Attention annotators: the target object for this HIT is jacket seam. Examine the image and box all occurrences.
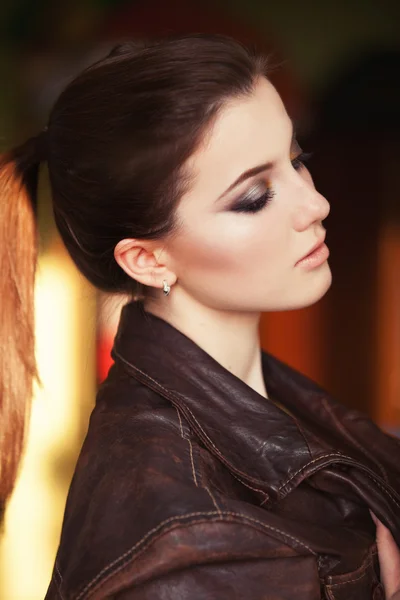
[321,397,389,483]
[325,548,374,588]
[203,485,222,515]
[278,452,400,509]
[183,401,268,487]
[175,406,198,487]
[114,351,344,504]
[77,510,316,599]
[175,407,222,515]
[54,561,65,600]
[278,453,344,491]
[326,569,368,588]
[114,351,400,509]
[187,437,199,487]
[192,432,269,505]
[113,352,273,487]
[192,437,224,515]
[362,470,400,509]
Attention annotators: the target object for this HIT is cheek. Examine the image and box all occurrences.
[171,208,288,280]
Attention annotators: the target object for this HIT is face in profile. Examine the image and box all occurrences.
[162,75,332,314]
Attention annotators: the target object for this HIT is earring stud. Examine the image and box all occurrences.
[162,280,170,296]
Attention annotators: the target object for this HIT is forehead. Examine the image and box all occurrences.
[185,77,292,192]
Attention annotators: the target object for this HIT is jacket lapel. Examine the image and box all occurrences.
[112,301,329,497]
[111,300,400,511]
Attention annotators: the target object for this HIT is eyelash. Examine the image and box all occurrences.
[291,151,313,171]
[231,151,313,214]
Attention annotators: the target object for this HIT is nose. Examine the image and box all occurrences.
[292,176,330,232]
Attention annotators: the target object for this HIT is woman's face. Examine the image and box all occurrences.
[165,76,332,313]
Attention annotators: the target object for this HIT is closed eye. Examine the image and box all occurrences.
[291,151,313,171]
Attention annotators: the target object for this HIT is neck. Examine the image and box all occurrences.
[144,289,268,399]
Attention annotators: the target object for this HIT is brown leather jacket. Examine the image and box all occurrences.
[46,300,400,599]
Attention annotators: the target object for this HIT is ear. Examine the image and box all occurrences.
[114,238,177,291]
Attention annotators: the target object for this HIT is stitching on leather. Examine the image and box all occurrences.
[325,545,380,590]
[177,407,223,513]
[203,485,222,515]
[115,351,328,505]
[187,436,199,487]
[55,562,63,583]
[326,564,371,588]
[77,512,221,598]
[115,350,400,510]
[316,555,322,571]
[130,358,400,508]
[193,431,268,505]
[175,406,184,438]
[54,562,65,600]
[229,471,269,503]
[278,448,400,510]
[174,406,198,487]
[87,518,225,597]
[113,352,269,487]
[114,352,400,507]
[87,514,316,598]
[183,404,241,467]
[176,406,224,516]
[191,437,223,516]
[79,510,316,598]
[362,470,400,509]
[181,402,274,499]
[278,453,344,491]
[321,397,389,483]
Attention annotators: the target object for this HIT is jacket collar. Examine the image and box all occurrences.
[111,301,348,503]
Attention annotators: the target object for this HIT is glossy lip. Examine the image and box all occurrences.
[296,235,327,265]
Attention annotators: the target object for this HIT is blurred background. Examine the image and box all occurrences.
[0,0,399,597]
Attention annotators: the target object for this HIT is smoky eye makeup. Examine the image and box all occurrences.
[290,138,313,170]
[225,134,313,215]
[290,137,302,157]
[230,180,276,214]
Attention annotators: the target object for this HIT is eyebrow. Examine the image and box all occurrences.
[216,120,296,202]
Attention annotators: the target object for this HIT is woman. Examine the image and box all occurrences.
[1,34,399,599]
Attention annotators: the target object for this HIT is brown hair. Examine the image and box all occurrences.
[0,33,268,508]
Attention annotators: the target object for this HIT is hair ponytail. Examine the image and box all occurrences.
[0,132,45,513]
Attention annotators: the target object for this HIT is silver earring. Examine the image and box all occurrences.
[162,280,170,296]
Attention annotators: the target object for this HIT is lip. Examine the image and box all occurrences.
[295,236,329,268]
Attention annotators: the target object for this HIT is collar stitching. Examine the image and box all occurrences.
[113,348,271,492]
[278,453,347,492]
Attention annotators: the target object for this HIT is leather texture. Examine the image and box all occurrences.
[45,300,400,599]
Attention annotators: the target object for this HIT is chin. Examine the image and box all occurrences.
[300,263,332,308]
[276,263,332,312]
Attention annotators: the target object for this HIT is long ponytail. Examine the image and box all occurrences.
[0,131,46,513]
